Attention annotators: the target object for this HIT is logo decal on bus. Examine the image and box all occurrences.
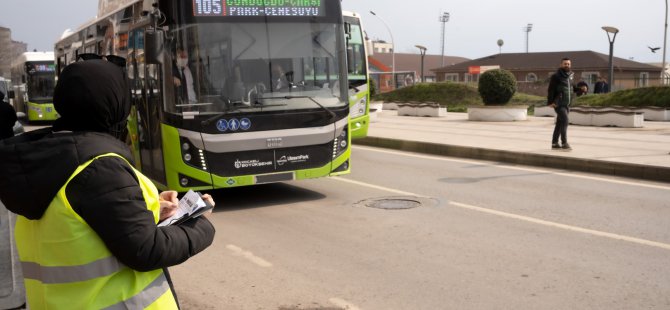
[240,118,251,130]
[276,155,310,166]
[229,119,241,131]
[234,159,273,169]
[216,119,228,132]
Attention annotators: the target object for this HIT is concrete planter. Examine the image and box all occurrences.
[383,101,399,110]
[539,105,669,122]
[369,102,383,122]
[467,105,528,121]
[397,102,447,117]
[534,105,556,117]
[593,106,669,122]
[569,107,644,128]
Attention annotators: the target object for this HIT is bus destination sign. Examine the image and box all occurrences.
[193,0,325,17]
[29,64,55,73]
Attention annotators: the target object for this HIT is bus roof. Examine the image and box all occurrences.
[342,11,361,18]
[13,52,55,65]
[57,0,144,43]
[98,0,140,17]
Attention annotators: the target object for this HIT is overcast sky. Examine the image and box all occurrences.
[0,0,665,63]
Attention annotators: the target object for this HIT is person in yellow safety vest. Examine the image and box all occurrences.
[0,59,216,309]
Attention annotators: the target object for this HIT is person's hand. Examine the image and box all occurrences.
[173,76,182,87]
[159,191,179,221]
[200,193,216,217]
[549,103,557,108]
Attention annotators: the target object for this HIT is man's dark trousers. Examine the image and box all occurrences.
[552,106,569,145]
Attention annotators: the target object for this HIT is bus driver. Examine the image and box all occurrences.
[173,46,197,105]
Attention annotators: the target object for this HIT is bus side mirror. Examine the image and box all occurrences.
[8,90,14,99]
[145,29,165,64]
[344,22,352,41]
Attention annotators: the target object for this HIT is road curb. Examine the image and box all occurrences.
[354,137,670,183]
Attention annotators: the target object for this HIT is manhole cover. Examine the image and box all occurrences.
[354,196,439,210]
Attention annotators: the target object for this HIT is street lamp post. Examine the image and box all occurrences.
[602,26,619,92]
[523,23,533,53]
[662,0,668,83]
[439,12,450,67]
[370,11,395,89]
[415,45,427,82]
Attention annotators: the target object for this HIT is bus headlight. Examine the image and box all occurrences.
[180,137,208,171]
[333,125,349,158]
[349,97,367,119]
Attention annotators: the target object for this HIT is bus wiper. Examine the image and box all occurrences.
[259,95,337,121]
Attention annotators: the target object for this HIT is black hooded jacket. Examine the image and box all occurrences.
[0,59,214,272]
[0,91,17,139]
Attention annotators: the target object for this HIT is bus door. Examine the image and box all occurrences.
[130,28,167,186]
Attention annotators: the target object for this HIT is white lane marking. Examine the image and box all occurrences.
[329,297,362,310]
[353,145,670,191]
[449,201,670,251]
[331,177,670,251]
[335,177,416,196]
[226,244,273,267]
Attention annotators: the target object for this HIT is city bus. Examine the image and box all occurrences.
[343,11,370,139]
[10,52,58,122]
[55,0,351,191]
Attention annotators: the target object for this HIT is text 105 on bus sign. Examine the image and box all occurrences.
[193,0,324,17]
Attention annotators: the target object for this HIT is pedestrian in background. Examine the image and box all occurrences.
[0,59,216,309]
[0,91,17,140]
[594,76,609,94]
[576,79,589,96]
[547,57,579,151]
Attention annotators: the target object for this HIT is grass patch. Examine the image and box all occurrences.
[372,82,545,112]
[574,86,670,108]
[373,83,670,113]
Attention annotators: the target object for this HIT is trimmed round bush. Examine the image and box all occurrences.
[478,69,517,105]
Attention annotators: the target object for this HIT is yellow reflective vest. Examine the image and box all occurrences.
[15,154,178,309]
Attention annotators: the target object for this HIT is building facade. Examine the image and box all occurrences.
[432,51,663,94]
[0,27,28,79]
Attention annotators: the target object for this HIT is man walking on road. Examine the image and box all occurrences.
[547,58,578,150]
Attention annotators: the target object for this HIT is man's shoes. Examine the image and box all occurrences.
[561,143,572,151]
[551,143,561,150]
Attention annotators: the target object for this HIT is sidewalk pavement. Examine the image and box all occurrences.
[354,110,670,183]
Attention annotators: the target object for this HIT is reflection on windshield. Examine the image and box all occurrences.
[166,21,347,115]
[28,74,55,102]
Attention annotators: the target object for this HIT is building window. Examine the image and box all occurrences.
[526,73,538,82]
[444,73,459,82]
[640,72,649,87]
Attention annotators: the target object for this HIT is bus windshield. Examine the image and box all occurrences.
[26,62,56,103]
[346,22,367,82]
[166,20,348,116]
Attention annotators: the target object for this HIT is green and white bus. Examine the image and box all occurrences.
[55,0,351,191]
[343,11,370,139]
[10,52,58,122]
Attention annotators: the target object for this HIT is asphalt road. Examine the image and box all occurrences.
[169,145,670,310]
